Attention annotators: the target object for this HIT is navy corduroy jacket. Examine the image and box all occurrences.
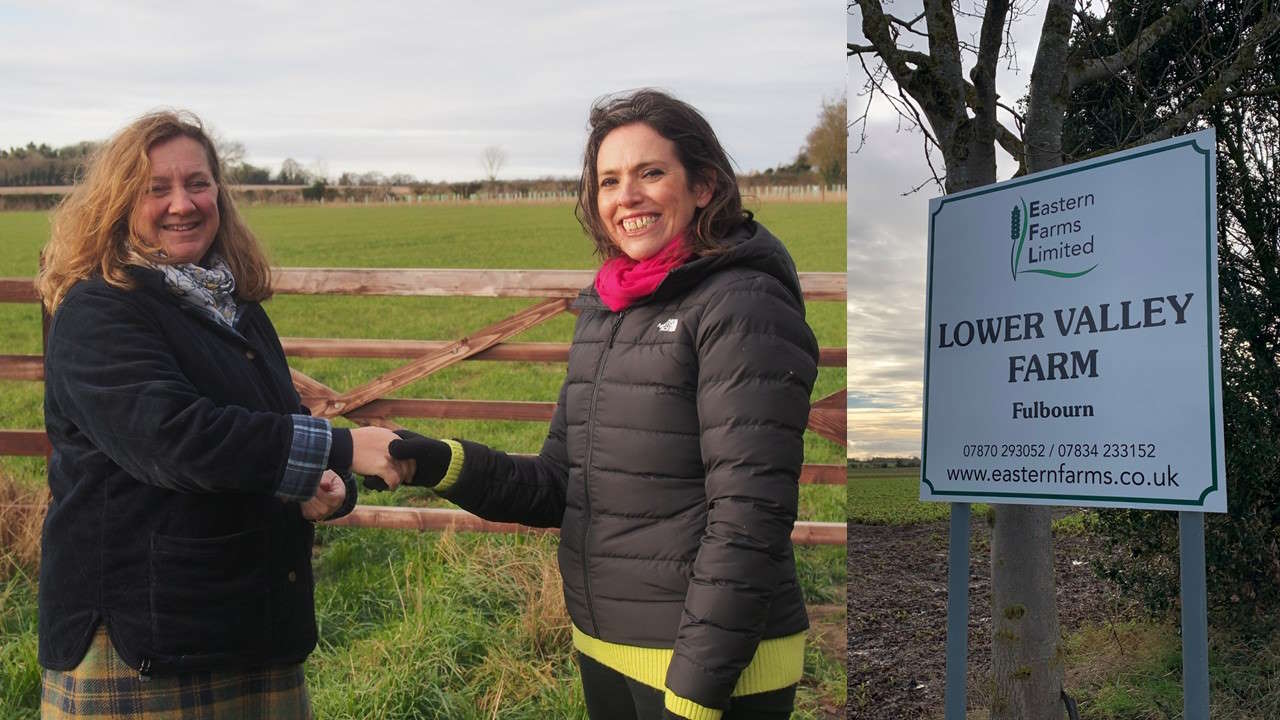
[39,267,323,675]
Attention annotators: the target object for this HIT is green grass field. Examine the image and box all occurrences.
[0,200,847,719]
[846,466,989,525]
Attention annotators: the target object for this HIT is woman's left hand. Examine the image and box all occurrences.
[301,470,347,520]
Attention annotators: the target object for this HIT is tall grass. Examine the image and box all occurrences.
[0,476,44,580]
[992,620,1280,720]
[307,529,583,718]
[0,472,44,719]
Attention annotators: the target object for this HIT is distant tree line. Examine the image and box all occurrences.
[741,94,847,188]
[4,95,847,191]
[0,142,98,186]
[0,142,317,188]
[848,457,920,469]
[0,138,845,190]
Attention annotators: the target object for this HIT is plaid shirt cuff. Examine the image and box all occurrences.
[276,415,332,502]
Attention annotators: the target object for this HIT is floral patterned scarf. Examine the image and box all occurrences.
[152,253,241,329]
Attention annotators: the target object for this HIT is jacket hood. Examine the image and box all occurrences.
[575,220,805,311]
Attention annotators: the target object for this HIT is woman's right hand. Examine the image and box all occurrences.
[349,426,415,490]
[388,430,454,487]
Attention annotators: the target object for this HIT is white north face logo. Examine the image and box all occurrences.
[657,318,679,332]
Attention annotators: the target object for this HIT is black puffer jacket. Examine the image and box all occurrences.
[441,221,818,708]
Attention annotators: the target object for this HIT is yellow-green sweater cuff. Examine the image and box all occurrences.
[664,692,723,720]
[432,439,465,493]
[570,625,804,717]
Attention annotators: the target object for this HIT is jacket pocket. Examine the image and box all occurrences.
[149,527,271,657]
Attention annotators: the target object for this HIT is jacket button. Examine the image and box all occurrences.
[287,571,297,583]
[245,350,256,360]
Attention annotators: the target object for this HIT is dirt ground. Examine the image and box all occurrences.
[847,515,1128,720]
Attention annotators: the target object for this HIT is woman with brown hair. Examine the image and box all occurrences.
[390,89,818,720]
[35,110,410,717]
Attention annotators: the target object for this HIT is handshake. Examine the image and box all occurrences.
[303,428,454,520]
[349,427,454,492]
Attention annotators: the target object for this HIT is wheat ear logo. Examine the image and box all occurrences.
[1009,196,1098,281]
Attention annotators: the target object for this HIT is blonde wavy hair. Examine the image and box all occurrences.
[36,110,272,313]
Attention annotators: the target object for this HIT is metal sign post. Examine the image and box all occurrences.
[1180,511,1210,718]
[943,503,971,720]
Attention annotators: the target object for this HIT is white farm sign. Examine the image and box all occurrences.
[921,129,1226,512]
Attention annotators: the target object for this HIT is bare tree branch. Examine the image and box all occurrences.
[850,48,943,166]
[968,0,1012,179]
[480,145,507,183]
[897,81,942,153]
[911,130,946,193]
[887,48,933,67]
[1140,9,1280,142]
[1024,0,1077,170]
[974,0,1009,97]
[856,0,981,191]
[1001,0,1030,74]
[922,0,967,97]
[887,11,930,39]
[998,99,1024,125]
[996,123,1028,173]
[1219,83,1280,103]
[856,0,926,89]
[1068,0,1201,90]
[849,65,876,153]
[958,78,1027,171]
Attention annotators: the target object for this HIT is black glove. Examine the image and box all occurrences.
[387,429,454,488]
[331,471,359,518]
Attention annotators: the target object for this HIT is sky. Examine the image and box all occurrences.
[846,2,1047,458]
[0,1,843,182]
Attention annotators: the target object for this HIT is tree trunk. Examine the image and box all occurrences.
[990,506,1062,719]
[987,4,1074,717]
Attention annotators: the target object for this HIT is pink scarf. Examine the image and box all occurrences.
[594,232,692,312]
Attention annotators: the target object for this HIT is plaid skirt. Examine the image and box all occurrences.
[41,626,311,719]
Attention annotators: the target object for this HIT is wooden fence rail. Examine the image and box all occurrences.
[0,267,848,545]
[0,344,847,378]
[323,507,847,545]
[267,268,848,301]
[0,269,849,304]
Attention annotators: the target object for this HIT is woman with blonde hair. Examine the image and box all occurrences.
[36,110,410,717]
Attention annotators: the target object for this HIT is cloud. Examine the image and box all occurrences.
[848,407,923,458]
[846,2,1047,458]
[846,117,933,457]
[0,1,842,180]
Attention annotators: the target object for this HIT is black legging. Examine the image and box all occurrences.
[577,653,796,720]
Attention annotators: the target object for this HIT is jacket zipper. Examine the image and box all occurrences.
[138,657,152,682]
[581,310,625,635]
